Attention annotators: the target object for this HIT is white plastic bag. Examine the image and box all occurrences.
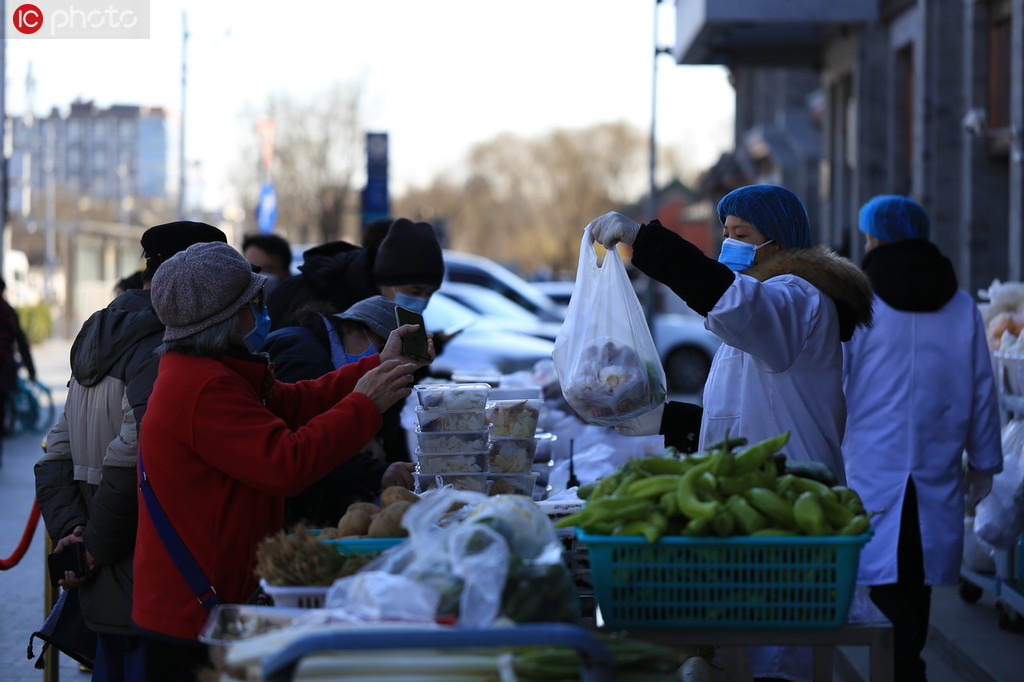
[553,229,666,426]
[975,422,1024,549]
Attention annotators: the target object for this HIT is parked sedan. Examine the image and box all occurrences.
[439,281,562,341]
[423,292,555,376]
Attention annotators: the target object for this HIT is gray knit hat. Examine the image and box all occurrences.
[151,242,267,342]
[334,295,399,342]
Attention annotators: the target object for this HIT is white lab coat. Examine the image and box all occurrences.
[703,272,848,682]
[701,272,847,484]
[842,291,1003,586]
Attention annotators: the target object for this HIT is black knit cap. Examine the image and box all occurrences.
[372,218,444,287]
[141,221,227,270]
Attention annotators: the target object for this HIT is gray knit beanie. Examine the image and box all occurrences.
[151,242,267,342]
[334,295,399,341]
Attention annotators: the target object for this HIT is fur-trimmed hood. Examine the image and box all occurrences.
[744,245,873,341]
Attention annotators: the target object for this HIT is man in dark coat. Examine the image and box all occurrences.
[34,221,226,681]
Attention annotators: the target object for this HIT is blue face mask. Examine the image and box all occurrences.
[718,237,774,272]
[243,304,272,353]
[344,344,379,365]
[394,292,429,313]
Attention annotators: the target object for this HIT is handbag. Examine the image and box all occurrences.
[27,588,96,669]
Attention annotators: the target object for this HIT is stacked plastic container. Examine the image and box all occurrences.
[485,398,543,497]
[412,383,491,493]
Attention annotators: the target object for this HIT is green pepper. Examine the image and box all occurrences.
[819,492,855,528]
[731,431,791,476]
[726,495,768,535]
[681,517,711,537]
[676,462,719,522]
[837,514,870,536]
[718,469,776,496]
[751,528,799,537]
[631,456,693,476]
[576,481,599,500]
[831,486,866,515]
[743,487,797,529]
[705,432,748,452]
[625,474,685,499]
[552,496,653,529]
[712,507,736,537]
[709,450,736,477]
[659,490,678,517]
[793,491,829,536]
[790,475,834,498]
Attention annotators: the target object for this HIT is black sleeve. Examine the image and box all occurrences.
[262,328,334,383]
[82,466,138,565]
[631,220,736,317]
[34,459,89,542]
[660,401,703,453]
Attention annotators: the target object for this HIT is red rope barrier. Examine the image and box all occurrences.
[0,499,41,570]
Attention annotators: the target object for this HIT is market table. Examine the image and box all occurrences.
[592,589,894,682]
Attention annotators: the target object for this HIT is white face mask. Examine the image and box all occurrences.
[718,238,774,272]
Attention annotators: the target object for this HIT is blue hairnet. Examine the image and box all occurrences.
[858,195,930,242]
[716,184,811,249]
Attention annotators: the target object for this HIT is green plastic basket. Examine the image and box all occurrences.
[577,529,871,630]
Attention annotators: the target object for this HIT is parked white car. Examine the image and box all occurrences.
[439,281,561,341]
[423,292,555,376]
[442,250,565,323]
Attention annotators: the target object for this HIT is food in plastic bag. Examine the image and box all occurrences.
[327,489,578,627]
[553,230,667,427]
[975,421,1024,549]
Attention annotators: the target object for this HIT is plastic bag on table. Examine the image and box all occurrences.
[975,432,1024,549]
[326,489,578,627]
[552,228,666,426]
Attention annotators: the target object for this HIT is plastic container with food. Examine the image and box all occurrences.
[415,429,490,453]
[487,471,540,497]
[487,435,538,472]
[487,437,537,473]
[414,406,488,432]
[414,472,490,494]
[486,398,543,437]
[413,383,491,411]
[415,450,489,475]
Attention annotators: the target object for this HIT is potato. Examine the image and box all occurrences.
[380,486,419,508]
[317,527,339,540]
[367,500,412,537]
[337,508,373,537]
[347,501,383,516]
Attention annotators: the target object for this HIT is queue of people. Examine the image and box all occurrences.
[29,189,1004,682]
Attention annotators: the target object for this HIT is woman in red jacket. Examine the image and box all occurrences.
[132,242,428,681]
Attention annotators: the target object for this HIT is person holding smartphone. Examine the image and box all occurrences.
[133,242,431,680]
[262,295,427,528]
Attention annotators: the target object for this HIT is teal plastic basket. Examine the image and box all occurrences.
[318,537,406,554]
[577,529,871,630]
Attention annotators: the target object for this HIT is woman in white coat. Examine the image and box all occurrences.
[590,184,874,682]
[842,194,1003,682]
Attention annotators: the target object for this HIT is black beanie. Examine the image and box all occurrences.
[372,218,444,286]
[141,221,228,271]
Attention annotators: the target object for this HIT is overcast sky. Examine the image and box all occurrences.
[5,0,735,210]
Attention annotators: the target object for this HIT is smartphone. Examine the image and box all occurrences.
[47,543,88,587]
[395,305,431,362]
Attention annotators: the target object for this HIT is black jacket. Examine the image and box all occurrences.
[266,242,379,330]
[262,320,407,528]
[35,289,163,634]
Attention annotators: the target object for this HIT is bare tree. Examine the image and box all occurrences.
[395,121,658,276]
[232,82,365,246]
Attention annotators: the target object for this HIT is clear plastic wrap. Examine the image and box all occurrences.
[486,399,542,437]
[552,230,666,426]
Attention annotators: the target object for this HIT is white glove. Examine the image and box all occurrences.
[587,212,640,249]
[615,403,665,437]
[965,468,994,508]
